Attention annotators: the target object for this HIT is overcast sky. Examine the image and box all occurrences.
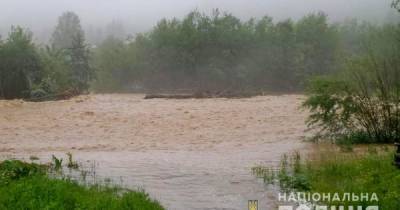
[0,0,397,41]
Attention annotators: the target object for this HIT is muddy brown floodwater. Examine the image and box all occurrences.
[0,94,310,210]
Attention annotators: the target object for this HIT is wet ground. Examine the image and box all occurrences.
[0,94,310,210]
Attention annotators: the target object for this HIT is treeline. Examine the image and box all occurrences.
[0,12,92,99]
[0,10,398,99]
[94,10,340,92]
[93,10,379,93]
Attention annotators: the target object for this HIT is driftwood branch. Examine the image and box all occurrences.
[26,89,80,102]
[144,91,256,99]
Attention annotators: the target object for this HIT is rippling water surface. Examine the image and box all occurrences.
[0,94,310,209]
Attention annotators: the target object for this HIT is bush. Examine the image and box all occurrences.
[303,24,400,144]
[0,160,46,185]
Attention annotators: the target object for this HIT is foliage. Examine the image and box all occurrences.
[0,160,46,185]
[92,10,340,92]
[303,24,400,143]
[67,32,93,92]
[0,12,93,100]
[92,37,139,92]
[253,152,310,191]
[0,160,165,210]
[393,0,400,12]
[37,45,72,94]
[52,155,63,171]
[0,27,42,99]
[0,10,397,98]
[254,149,400,210]
[51,11,93,93]
[66,152,79,169]
[51,12,84,51]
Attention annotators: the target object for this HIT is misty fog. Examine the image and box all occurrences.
[0,1,400,210]
[0,0,397,43]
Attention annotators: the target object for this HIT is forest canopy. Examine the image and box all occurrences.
[93,11,341,92]
[0,9,398,99]
[0,12,92,99]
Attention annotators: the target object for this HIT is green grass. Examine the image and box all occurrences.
[0,160,165,210]
[253,148,400,209]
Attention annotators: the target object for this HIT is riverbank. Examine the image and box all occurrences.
[0,160,164,210]
[253,144,400,209]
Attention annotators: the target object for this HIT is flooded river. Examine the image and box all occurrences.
[0,94,310,210]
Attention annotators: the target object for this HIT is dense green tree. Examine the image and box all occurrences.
[92,37,139,92]
[51,12,93,92]
[68,34,93,91]
[303,24,400,143]
[92,11,341,93]
[51,12,84,50]
[0,27,42,99]
[268,19,298,90]
[37,45,71,94]
[296,13,339,79]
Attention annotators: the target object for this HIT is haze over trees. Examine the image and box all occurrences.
[0,27,41,99]
[92,10,356,92]
[0,12,92,99]
[0,3,399,99]
[304,4,400,144]
[0,0,395,44]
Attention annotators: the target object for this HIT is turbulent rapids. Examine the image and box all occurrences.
[0,94,310,209]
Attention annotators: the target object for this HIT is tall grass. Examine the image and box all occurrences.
[0,159,165,210]
[253,147,400,209]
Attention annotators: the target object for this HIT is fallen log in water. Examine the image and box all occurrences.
[26,89,81,102]
[144,91,256,99]
[144,93,205,99]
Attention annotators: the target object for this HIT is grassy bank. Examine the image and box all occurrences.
[253,146,400,209]
[0,160,165,210]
